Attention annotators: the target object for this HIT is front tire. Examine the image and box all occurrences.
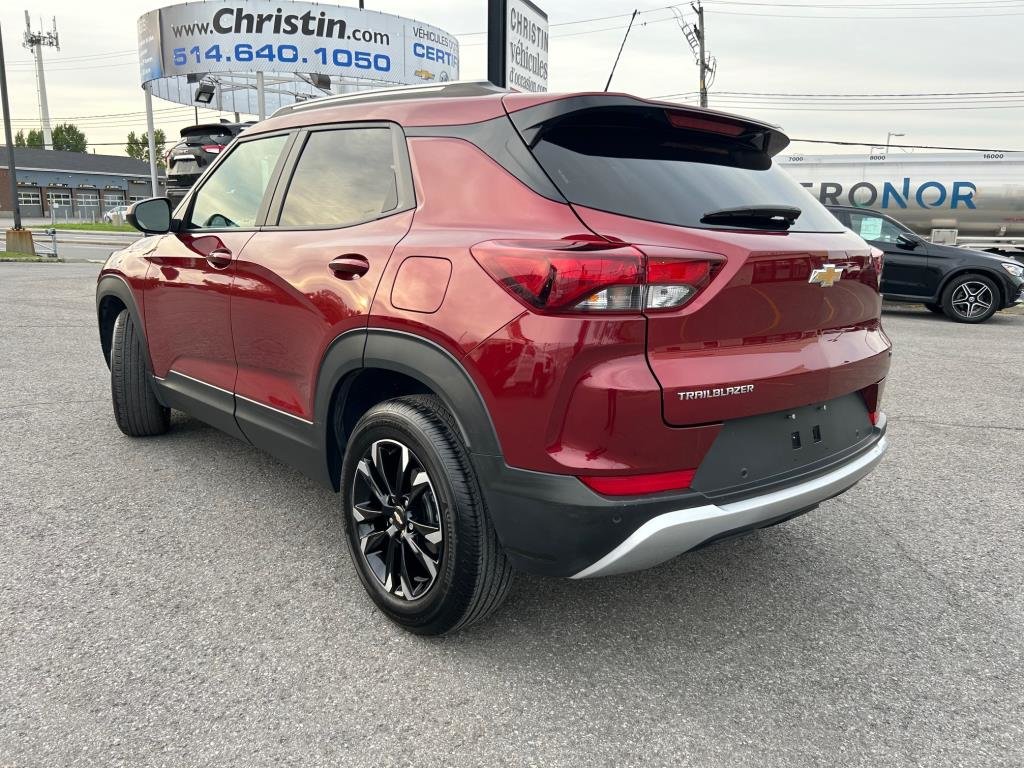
[941,274,999,323]
[110,310,170,436]
[341,395,513,635]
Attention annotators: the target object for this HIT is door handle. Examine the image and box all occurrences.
[329,254,370,280]
[206,248,232,269]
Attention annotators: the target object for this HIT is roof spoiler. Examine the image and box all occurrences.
[505,93,791,157]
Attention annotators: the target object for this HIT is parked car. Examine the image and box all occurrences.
[102,205,130,223]
[98,83,891,634]
[828,205,1024,323]
[165,121,252,201]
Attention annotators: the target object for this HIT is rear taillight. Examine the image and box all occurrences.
[202,144,226,154]
[579,468,696,496]
[470,240,722,314]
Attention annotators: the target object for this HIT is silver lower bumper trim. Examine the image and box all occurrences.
[571,436,889,579]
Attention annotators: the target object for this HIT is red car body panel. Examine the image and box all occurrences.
[230,211,415,421]
[143,230,254,391]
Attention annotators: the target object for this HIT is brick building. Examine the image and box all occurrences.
[0,147,166,220]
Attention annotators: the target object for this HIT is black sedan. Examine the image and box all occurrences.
[828,206,1024,323]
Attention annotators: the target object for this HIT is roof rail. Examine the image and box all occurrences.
[270,80,506,117]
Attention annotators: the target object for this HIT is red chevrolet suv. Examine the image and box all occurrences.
[97,82,890,635]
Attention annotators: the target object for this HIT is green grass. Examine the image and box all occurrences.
[0,251,62,262]
[31,222,135,233]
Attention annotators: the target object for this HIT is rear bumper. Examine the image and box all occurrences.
[474,414,887,578]
[572,433,886,578]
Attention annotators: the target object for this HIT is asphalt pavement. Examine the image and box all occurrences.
[1,263,1021,767]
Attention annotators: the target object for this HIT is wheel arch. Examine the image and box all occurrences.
[96,274,147,370]
[937,267,1007,307]
[315,329,503,491]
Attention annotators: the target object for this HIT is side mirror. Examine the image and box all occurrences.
[896,233,919,250]
[127,197,173,235]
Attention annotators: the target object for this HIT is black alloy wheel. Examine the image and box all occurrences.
[341,395,513,635]
[351,439,444,601]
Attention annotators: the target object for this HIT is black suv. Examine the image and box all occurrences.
[828,206,1024,323]
[166,122,252,201]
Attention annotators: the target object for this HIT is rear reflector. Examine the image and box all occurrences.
[579,468,696,496]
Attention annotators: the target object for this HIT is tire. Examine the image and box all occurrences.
[340,395,513,635]
[924,302,944,315]
[941,274,1000,323]
[110,310,170,437]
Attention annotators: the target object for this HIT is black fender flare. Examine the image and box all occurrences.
[313,327,504,490]
[95,274,148,370]
[361,329,502,457]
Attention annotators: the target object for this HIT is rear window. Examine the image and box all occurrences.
[528,108,842,233]
[181,127,237,145]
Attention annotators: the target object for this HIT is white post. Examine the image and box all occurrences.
[145,87,159,197]
[32,41,52,149]
[256,71,266,119]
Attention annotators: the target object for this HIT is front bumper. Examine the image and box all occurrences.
[474,413,888,578]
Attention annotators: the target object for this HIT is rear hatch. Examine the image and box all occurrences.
[168,124,246,183]
[505,94,890,426]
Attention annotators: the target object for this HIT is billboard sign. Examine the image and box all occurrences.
[506,0,548,92]
[137,1,459,88]
[487,0,548,92]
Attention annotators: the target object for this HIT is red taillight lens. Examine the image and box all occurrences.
[665,111,746,136]
[645,252,717,311]
[471,240,722,314]
[471,240,644,312]
[861,379,886,425]
[579,468,696,496]
[202,144,225,154]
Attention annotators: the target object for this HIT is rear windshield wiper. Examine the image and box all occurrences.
[700,205,801,229]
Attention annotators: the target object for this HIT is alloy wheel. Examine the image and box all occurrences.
[350,439,444,601]
[950,281,994,319]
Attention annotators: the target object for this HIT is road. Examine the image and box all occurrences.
[1,263,1021,767]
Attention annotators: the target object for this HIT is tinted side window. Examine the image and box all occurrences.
[188,135,288,229]
[278,128,398,228]
[849,212,908,244]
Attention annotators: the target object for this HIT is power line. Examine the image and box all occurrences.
[790,138,1021,152]
[703,0,1024,7]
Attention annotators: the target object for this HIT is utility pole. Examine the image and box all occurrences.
[23,12,59,150]
[692,2,708,108]
[2,22,27,239]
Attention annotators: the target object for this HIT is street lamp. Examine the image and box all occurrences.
[194,81,216,104]
[885,132,905,151]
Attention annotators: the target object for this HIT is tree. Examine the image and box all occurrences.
[13,125,86,151]
[15,129,43,148]
[51,123,88,152]
[126,129,168,168]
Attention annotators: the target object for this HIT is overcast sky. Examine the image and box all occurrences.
[1,0,1021,157]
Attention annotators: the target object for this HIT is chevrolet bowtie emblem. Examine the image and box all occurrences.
[809,263,844,287]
